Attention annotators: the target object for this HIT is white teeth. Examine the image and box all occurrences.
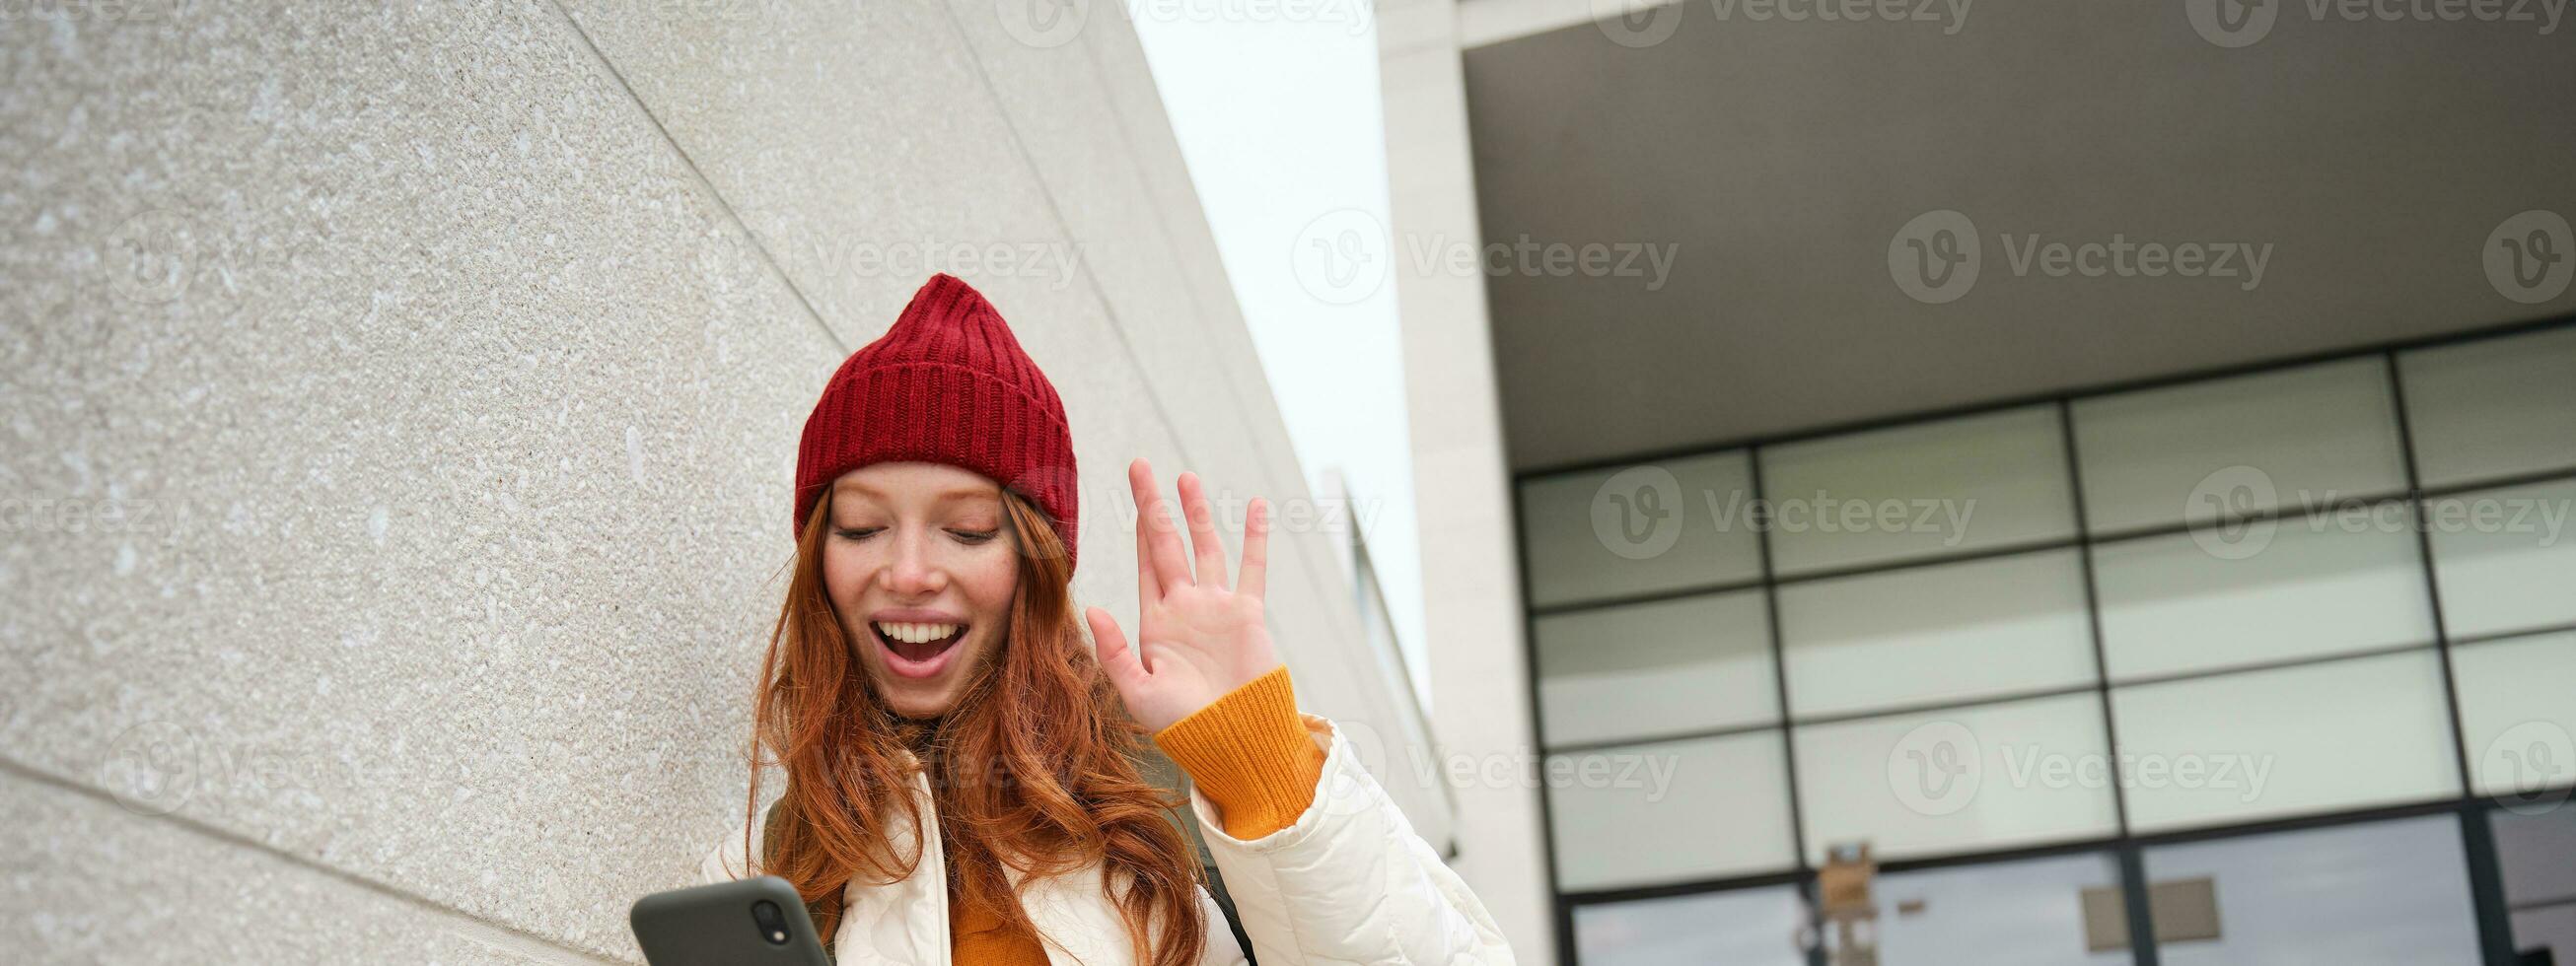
[876,622,961,646]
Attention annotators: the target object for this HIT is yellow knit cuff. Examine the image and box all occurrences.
[1152,664,1325,840]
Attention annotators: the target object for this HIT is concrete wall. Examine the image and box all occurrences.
[1378,0,1557,958]
[1,2,1444,961]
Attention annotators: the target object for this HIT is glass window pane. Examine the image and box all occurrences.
[2113,651,2460,832]
[2496,803,2576,966]
[1875,853,2133,966]
[1573,886,1808,966]
[1762,406,2074,576]
[1795,694,2117,864]
[2494,801,2576,961]
[1538,590,1777,748]
[2426,478,2576,640]
[1520,451,1763,608]
[2092,512,2434,682]
[2142,815,2482,966]
[2487,807,2576,910]
[2072,359,2408,534]
[2398,326,2576,487]
[1780,549,2096,718]
[1548,732,1795,891]
[2512,907,2576,965]
[2453,632,2576,805]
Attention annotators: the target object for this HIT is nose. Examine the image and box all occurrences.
[880,528,947,597]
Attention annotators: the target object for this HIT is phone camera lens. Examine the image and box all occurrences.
[751,900,790,946]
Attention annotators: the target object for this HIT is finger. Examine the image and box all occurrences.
[1238,496,1269,601]
[1086,606,1150,686]
[1133,479,1160,601]
[1178,472,1228,588]
[1129,458,1193,588]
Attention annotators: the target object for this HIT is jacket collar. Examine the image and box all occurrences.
[829,756,1133,966]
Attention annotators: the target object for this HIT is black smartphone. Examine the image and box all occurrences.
[630,875,832,966]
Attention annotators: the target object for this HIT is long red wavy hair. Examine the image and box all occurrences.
[745,488,1206,965]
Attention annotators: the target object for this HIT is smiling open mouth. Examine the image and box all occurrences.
[871,621,966,676]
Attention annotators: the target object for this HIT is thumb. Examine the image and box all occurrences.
[1085,606,1149,694]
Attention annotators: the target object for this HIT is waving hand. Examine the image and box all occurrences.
[1085,458,1279,732]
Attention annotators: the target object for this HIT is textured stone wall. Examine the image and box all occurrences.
[0,2,1442,961]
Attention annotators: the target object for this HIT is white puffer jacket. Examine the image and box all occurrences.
[699,711,1517,965]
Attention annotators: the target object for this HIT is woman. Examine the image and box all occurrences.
[698,273,1514,965]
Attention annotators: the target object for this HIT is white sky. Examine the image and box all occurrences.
[1127,3,1432,707]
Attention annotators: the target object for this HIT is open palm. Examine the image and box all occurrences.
[1086,458,1279,733]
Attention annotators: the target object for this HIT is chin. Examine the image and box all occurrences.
[885,691,954,721]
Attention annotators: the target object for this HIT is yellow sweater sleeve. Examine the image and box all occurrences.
[1152,664,1327,840]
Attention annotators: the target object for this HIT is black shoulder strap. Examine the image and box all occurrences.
[1198,862,1259,964]
[1171,797,1256,963]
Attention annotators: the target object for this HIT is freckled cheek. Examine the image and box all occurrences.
[820,547,881,614]
[959,553,1020,629]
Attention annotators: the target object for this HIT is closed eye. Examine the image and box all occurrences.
[949,528,999,545]
[833,527,882,542]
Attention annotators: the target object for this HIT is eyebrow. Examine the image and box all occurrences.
[832,479,1000,505]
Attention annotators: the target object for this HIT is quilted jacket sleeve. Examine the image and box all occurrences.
[1182,712,1518,965]
[697,808,763,885]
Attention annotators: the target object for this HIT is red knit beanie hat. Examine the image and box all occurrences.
[793,273,1079,569]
